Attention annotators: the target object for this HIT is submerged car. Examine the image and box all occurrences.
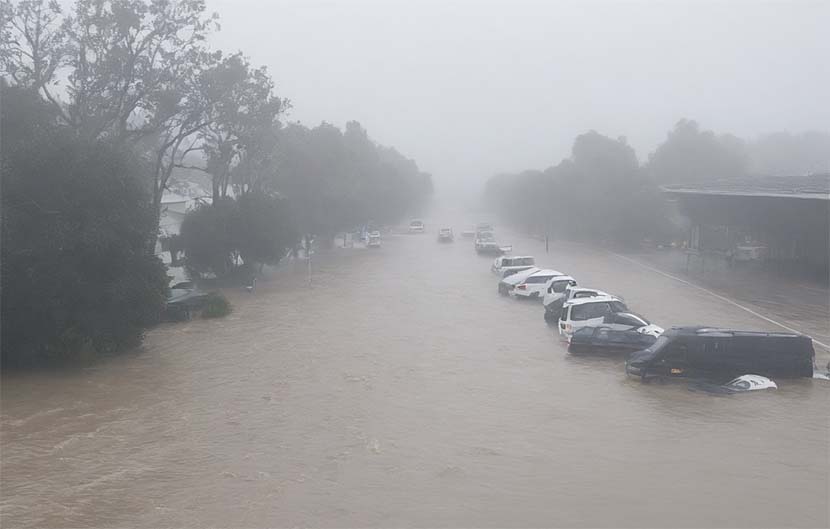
[544,286,610,322]
[512,269,567,300]
[408,219,425,233]
[367,231,382,247]
[558,295,628,339]
[540,275,578,310]
[492,255,536,278]
[498,266,540,295]
[438,227,454,242]
[568,325,658,355]
[626,327,816,381]
[475,222,494,235]
[164,283,210,321]
[475,231,504,254]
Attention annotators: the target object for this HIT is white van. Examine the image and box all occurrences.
[492,255,536,277]
[558,295,628,339]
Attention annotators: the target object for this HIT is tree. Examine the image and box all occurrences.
[1,0,221,245]
[197,52,288,201]
[179,194,297,276]
[746,131,830,175]
[269,121,433,238]
[647,119,747,184]
[485,131,673,245]
[1,85,169,365]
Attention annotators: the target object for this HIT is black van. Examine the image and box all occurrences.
[625,327,815,381]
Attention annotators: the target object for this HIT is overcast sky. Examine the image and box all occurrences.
[208,0,829,191]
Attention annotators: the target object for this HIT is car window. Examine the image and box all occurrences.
[662,344,688,364]
[525,275,552,284]
[610,301,627,312]
[574,291,595,299]
[516,258,534,266]
[551,281,569,293]
[560,306,569,321]
[614,314,646,327]
[571,302,611,321]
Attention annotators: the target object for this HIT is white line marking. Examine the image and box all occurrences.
[610,252,830,351]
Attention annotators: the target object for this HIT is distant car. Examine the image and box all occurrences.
[438,227,454,242]
[475,222,494,235]
[511,269,567,300]
[164,284,210,321]
[558,295,628,339]
[540,275,578,312]
[475,231,503,254]
[498,266,540,295]
[367,230,382,247]
[492,255,536,277]
[408,219,425,233]
[545,286,611,322]
[626,327,816,381]
[567,325,658,355]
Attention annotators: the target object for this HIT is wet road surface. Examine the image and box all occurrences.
[2,214,829,528]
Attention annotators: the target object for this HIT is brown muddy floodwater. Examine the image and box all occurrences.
[2,215,829,528]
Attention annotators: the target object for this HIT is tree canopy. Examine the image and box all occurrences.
[1,84,169,365]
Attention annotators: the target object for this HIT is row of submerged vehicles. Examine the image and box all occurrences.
[489,246,821,392]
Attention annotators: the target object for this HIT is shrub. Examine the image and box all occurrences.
[201,293,232,318]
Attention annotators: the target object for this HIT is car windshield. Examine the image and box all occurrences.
[571,302,611,321]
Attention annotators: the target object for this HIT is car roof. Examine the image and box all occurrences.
[502,267,541,284]
[563,295,622,306]
[525,268,564,278]
[548,275,575,282]
[568,286,608,294]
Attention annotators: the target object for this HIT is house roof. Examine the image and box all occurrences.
[662,173,829,200]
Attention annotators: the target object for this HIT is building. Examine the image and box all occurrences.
[663,174,829,282]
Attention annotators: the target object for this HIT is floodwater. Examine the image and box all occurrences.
[2,213,829,528]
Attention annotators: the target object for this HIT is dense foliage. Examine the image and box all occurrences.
[1,86,169,366]
[486,118,828,246]
[486,131,672,245]
[180,194,297,276]
[271,121,433,238]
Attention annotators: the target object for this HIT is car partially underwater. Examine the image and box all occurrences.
[626,327,816,381]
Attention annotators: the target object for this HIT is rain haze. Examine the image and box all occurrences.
[209,0,830,191]
[2,0,829,528]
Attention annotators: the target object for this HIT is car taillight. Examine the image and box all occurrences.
[517,284,527,290]
[565,324,572,332]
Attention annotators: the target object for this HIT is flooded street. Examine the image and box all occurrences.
[2,213,829,528]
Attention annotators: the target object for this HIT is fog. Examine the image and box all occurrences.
[208,0,830,192]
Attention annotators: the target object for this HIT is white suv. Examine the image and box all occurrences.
[492,255,536,278]
[511,269,566,300]
[558,295,628,339]
[544,286,609,322]
[540,275,578,313]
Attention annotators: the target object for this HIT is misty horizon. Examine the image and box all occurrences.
[207,0,829,189]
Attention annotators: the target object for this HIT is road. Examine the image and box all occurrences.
[2,212,828,528]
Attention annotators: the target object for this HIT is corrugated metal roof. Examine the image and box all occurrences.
[662,173,830,200]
